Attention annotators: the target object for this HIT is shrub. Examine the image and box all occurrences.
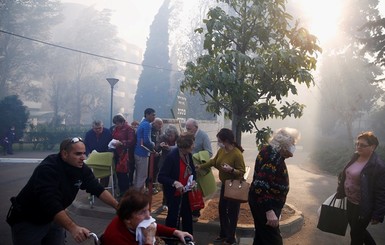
[21,124,89,150]
[309,137,354,175]
[310,137,385,175]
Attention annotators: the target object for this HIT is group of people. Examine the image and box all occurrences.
[5,111,385,245]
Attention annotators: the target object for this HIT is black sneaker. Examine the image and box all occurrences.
[213,237,226,243]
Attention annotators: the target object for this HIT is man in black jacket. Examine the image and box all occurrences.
[7,137,119,245]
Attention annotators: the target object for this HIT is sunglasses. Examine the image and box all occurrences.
[62,137,83,151]
[71,137,83,143]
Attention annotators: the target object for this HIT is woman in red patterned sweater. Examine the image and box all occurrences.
[102,188,193,245]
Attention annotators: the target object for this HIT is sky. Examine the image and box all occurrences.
[61,0,385,51]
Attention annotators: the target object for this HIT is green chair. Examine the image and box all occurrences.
[85,151,115,208]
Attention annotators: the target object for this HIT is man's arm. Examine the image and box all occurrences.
[202,133,213,157]
[53,210,90,243]
[98,190,119,210]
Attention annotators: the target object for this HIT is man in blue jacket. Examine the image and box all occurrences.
[84,120,112,186]
[7,137,118,244]
[134,108,156,191]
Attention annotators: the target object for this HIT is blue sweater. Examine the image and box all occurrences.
[134,119,154,157]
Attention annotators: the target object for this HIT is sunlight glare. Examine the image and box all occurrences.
[294,0,342,43]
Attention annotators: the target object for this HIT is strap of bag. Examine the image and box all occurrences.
[329,194,345,209]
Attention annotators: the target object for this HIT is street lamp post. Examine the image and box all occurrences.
[106,78,119,127]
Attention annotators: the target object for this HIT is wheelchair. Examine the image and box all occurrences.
[83,233,195,245]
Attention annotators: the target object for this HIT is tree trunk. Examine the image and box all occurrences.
[231,107,242,145]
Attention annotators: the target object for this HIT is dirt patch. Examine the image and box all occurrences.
[200,192,294,224]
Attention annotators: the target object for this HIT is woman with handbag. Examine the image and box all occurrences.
[198,128,246,245]
[158,133,197,234]
[335,131,385,245]
[248,127,299,245]
[111,114,136,197]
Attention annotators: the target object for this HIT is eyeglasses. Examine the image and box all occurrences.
[355,142,370,148]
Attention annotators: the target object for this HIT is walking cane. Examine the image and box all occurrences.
[141,141,155,210]
[176,191,184,230]
[148,151,155,211]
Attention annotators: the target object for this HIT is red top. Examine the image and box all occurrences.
[102,216,176,245]
[112,122,135,155]
[174,159,190,197]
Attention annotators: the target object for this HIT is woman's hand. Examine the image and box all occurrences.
[173,181,184,193]
[142,223,156,244]
[265,210,279,227]
[173,230,193,244]
[221,163,233,173]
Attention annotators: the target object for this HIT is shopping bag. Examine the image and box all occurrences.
[116,150,128,173]
[223,179,250,203]
[317,194,348,236]
[193,151,217,197]
[188,188,205,211]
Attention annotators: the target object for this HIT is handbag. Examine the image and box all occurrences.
[223,179,250,203]
[317,194,348,236]
[188,188,205,211]
[116,150,129,173]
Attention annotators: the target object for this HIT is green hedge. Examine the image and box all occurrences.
[310,138,385,176]
[19,124,89,150]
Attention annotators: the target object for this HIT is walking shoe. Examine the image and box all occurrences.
[223,242,236,245]
[213,237,226,243]
[192,215,199,222]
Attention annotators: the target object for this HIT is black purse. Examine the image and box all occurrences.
[317,194,348,236]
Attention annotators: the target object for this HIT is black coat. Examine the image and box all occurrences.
[158,147,196,199]
[12,154,104,224]
[336,152,385,222]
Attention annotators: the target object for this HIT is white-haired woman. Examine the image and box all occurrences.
[248,127,300,245]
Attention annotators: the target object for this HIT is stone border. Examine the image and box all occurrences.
[69,194,304,242]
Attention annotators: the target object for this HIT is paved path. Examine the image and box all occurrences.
[2,134,385,244]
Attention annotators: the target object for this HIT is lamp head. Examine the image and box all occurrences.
[106,78,119,87]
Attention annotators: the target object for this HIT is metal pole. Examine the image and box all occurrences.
[106,78,119,128]
[110,85,113,128]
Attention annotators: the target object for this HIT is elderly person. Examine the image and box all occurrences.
[111,114,136,196]
[158,133,197,234]
[198,128,246,245]
[102,188,193,245]
[336,131,385,245]
[248,127,300,245]
[157,124,180,210]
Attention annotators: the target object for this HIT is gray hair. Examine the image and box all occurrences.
[186,118,198,127]
[269,127,300,152]
[164,124,179,137]
[153,117,163,124]
[92,120,103,127]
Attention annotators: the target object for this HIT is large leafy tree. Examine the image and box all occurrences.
[0,0,62,99]
[181,0,321,144]
[318,49,381,143]
[316,0,382,143]
[45,6,121,126]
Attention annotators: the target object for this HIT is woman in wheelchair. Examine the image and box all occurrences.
[102,188,193,245]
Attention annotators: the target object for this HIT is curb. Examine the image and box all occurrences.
[0,158,43,164]
[69,197,304,243]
